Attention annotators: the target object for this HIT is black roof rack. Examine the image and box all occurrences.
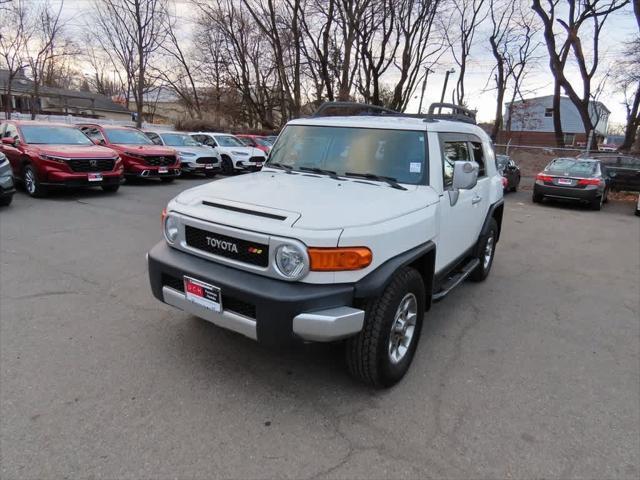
[310,101,476,125]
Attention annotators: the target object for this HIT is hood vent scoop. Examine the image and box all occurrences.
[202,201,287,221]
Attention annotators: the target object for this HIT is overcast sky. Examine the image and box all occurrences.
[57,0,637,125]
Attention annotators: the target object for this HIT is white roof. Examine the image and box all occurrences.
[287,115,488,138]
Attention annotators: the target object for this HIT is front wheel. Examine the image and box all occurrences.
[221,156,234,175]
[346,267,425,388]
[0,195,13,206]
[532,192,543,203]
[23,164,47,198]
[470,218,498,282]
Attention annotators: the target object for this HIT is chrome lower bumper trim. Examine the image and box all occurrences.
[293,307,364,342]
[162,286,257,340]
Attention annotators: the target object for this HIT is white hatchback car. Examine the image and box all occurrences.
[189,132,267,174]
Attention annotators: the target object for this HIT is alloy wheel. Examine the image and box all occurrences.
[388,293,418,364]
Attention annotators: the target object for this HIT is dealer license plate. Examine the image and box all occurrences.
[183,276,222,313]
[159,167,169,174]
[88,173,103,182]
[558,178,573,185]
[205,164,214,169]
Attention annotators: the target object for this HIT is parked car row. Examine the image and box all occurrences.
[0,120,271,202]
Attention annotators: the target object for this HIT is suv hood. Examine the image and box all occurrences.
[173,145,218,156]
[114,144,176,155]
[173,170,438,230]
[218,145,264,157]
[32,145,118,158]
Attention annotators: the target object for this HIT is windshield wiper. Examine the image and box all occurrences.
[298,166,342,180]
[344,172,407,190]
[266,162,295,174]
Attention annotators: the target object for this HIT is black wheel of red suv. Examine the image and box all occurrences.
[23,164,47,198]
[470,218,498,282]
[346,267,425,388]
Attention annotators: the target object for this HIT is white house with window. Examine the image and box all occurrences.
[499,95,610,147]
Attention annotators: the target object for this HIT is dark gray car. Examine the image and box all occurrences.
[0,152,15,206]
[533,157,609,210]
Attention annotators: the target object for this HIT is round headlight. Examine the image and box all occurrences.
[274,244,307,280]
[164,214,179,244]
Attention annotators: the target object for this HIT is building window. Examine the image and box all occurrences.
[544,108,554,118]
[564,133,576,146]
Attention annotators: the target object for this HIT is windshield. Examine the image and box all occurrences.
[266,125,427,185]
[546,158,597,177]
[161,133,199,147]
[105,128,153,145]
[21,125,93,145]
[215,135,245,147]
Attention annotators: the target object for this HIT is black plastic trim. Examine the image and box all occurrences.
[354,241,435,299]
[202,201,287,221]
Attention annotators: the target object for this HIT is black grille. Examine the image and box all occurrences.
[67,158,115,172]
[249,156,265,163]
[196,157,218,164]
[161,273,256,319]
[145,155,175,166]
[185,225,269,267]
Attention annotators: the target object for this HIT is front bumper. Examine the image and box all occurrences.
[534,183,600,202]
[126,168,181,178]
[40,173,123,188]
[147,242,363,345]
[181,162,221,173]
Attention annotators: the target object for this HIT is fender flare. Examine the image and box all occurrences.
[353,241,435,299]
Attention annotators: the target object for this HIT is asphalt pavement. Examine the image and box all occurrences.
[1,177,639,479]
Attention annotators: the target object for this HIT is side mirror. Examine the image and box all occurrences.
[1,137,18,147]
[450,160,479,206]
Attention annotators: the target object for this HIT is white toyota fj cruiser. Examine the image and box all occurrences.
[148,102,504,387]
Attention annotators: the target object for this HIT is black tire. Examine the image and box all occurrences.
[0,194,13,206]
[532,192,543,203]
[603,188,609,203]
[590,194,603,211]
[23,164,47,198]
[160,177,175,183]
[221,156,234,175]
[102,184,120,193]
[346,267,425,388]
[511,176,519,192]
[470,218,498,282]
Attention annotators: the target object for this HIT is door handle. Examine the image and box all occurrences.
[472,195,482,205]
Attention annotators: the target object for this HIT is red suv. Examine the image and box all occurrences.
[0,121,124,197]
[77,124,181,182]
[235,134,273,154]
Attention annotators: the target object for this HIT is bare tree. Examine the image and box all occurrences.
[444,0,487,106]
[91,0,169,127]
[0,0,31,119]
[532,0,630,149]
[617,1,639,151]
[487,0,541,140]
[24,0,72,119]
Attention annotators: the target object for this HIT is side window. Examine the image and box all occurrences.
[203,136,217,147]
[82,127,105,143]
[147,132,162,145]
[471,142,486,177]
[442,141,470,189]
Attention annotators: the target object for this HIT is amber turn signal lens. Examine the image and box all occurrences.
[308,247,372,271]
[161,208,167,224]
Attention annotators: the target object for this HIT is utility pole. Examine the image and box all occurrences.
[417,68,435,114]
[438,68,455,113]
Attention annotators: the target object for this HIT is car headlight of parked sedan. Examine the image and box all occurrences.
[178,151,196,157]
[231,151,250,156]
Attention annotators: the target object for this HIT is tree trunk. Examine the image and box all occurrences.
[552,80,564,148]
[620,81,640,152]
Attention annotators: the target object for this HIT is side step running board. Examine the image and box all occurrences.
[432,258,480,302]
